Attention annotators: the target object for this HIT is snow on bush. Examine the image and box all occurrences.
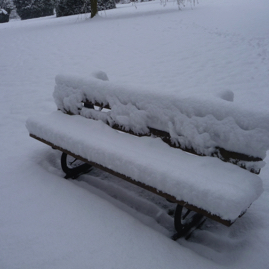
[0,8,9,22]
[13,0,54,20]
[0,0,13,22]
[0,8,7,14]
[0,0,13,14]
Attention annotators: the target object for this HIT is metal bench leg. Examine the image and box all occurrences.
[61,152,92,179]
[172,204,204,240]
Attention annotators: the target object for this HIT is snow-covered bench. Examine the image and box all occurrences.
[26,73,269,238]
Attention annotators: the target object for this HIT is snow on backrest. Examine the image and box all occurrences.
[53,74,269,173]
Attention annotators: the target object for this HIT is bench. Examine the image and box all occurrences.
[26,72,269,238]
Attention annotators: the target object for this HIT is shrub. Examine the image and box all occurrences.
[0,0,14,23]
[0,0,13,14]
[0,8,9,22]
[55,0,116,18]
[13,0,55,20]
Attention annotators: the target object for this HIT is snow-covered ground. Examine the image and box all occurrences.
[1,0,269,268]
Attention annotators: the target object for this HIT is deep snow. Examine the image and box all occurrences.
[1,0,269,268]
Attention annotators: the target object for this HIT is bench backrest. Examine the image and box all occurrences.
[53,74,269,174]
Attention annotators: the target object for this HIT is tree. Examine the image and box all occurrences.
[13,0,55,20]
[56,0,90,17]
[90,0,97,18]
[55,0,115,18]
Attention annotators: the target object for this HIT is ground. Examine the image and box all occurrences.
[1,0,269,268]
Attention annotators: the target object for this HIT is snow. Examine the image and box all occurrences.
[53,73,269,165]
[1,0,269,268]
[0,8,8,15]
[26,111,263,221]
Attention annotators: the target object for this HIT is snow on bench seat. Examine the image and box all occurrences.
[26,111,263,223]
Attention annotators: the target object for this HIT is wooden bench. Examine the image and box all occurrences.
[26,73,268,238]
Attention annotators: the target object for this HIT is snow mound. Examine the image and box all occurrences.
[53,74,269,167]
[216,90,234,102]
[26,111,263,222]
[0,9,8,15]
[91,70,109,81]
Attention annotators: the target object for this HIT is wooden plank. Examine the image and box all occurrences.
[30,133,235,227]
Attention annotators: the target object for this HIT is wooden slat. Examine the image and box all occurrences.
[84,101,110,109]
[30,133,235,227]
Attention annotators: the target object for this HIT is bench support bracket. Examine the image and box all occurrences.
[61,152,92,179]
[172,204,205,240]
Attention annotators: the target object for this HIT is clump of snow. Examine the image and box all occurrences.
[53,74,269,169]
[0,8,8,15]
[217,90,234,102]
[91,70,109,81]
[26,111,263,222]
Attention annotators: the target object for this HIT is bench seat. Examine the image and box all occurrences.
[26,111,263,223]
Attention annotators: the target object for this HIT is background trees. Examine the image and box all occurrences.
[13,0,55,20]
[55,0,116,18]
[0,0,13,14]
[56,0,90,17]
[11,0,115,20]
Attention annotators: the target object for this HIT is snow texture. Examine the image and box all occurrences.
[2,0,269,268]
[26,111,263,221]
[53,73,269,167]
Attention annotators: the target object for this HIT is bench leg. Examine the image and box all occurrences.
[173,204,204,240]
[61,153,92,179]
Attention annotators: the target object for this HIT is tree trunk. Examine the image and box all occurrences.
[90,0,98,18]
